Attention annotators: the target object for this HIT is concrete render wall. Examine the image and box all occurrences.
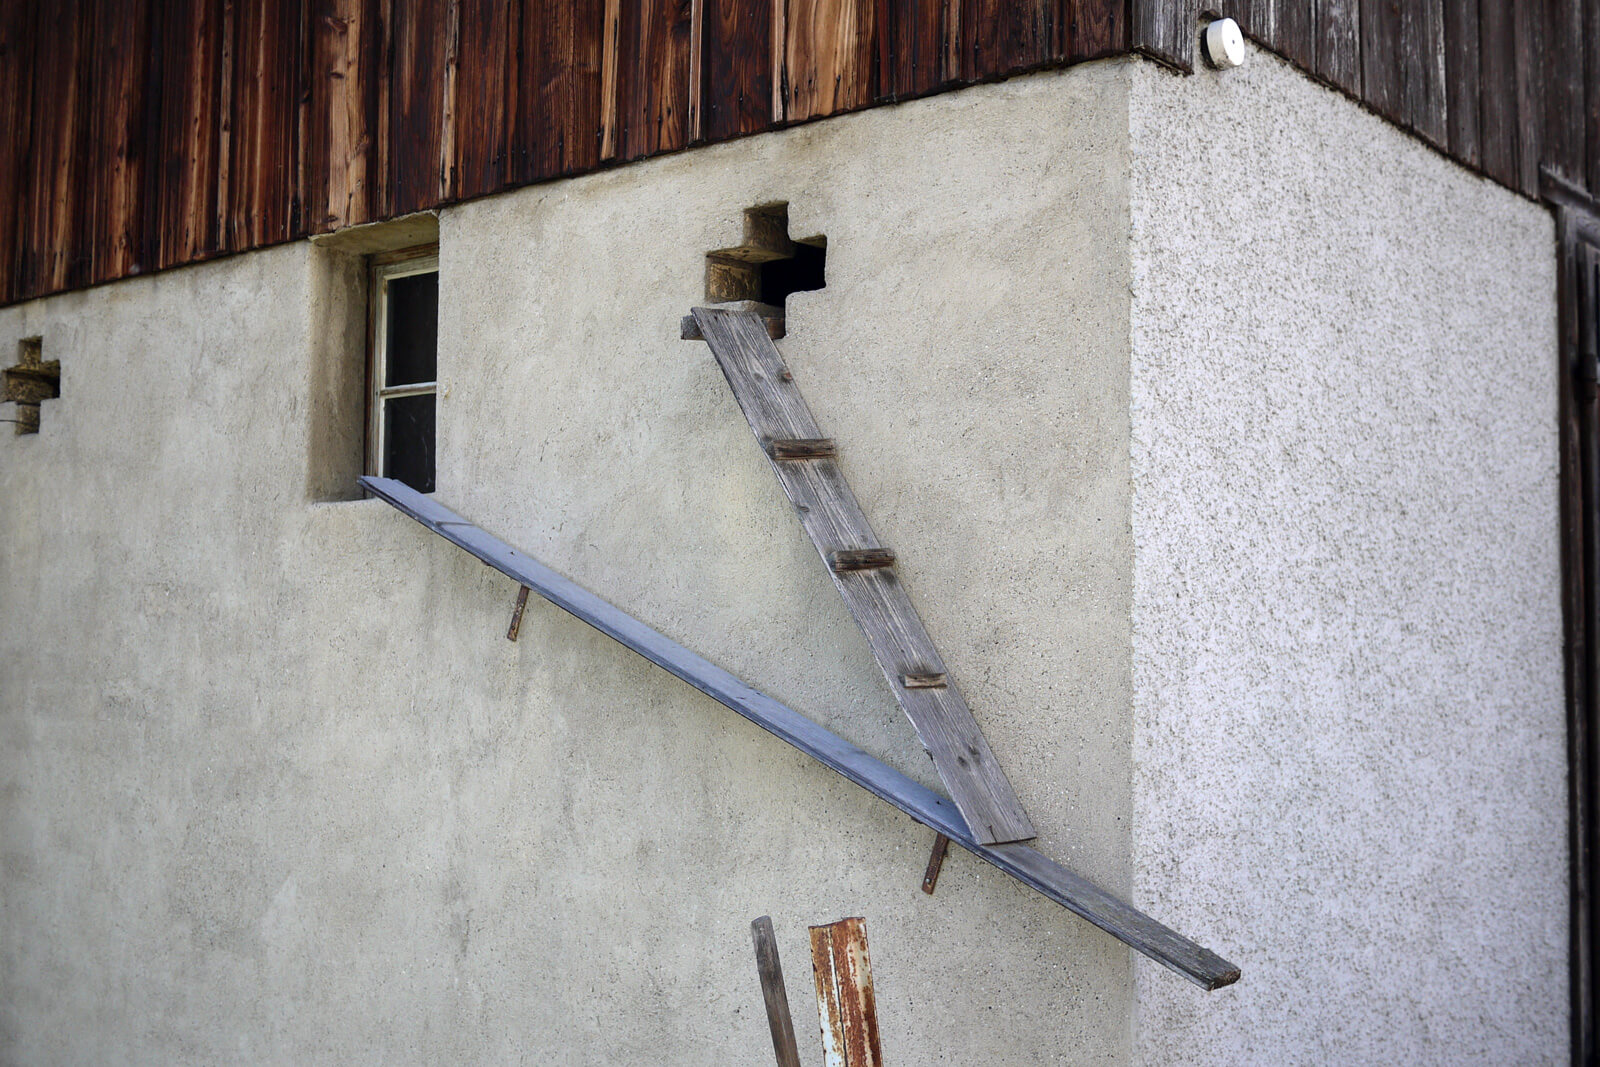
[0,64,1140,1064]
[1127,45,1565,1066]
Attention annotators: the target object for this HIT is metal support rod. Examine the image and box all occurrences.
[507,585,531,641]
[921,833,950,895]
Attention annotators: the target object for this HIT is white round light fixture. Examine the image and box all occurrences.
[1203,17,1246,69]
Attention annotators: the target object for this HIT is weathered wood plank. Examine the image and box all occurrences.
[957,0,1057,80]
[1477,0,1518,187]
[387,0,454,214]
[1360,0,1402,123]
[1130,0,1195,72]
[151,0,227,265]
[1442,0,1481,168]
[1061,0,1125,60]
[17,0,91,297]
[784,0,877,121]
[225,0,304,250]
[616,0,694,159]
[514,0,606,180]
[1315,0,1362,93]
[1400,0,1446,147]
[359,474,1242,990]
[879,0,942,99]
[751,917,804,1067]
[453,0,519,197]
[691,306,1037,846]
[1510,0,1545,197]
[84,0,152,284]
[1543,0,1585,188]
[702,0,771,141]
[0,0,38,303]
[809,918,883,1067]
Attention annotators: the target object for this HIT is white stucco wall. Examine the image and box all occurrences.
[0,63,1140,1064]
[1127,46,1565,1065]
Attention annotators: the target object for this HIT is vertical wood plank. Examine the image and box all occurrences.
[1544,0,1585,187]
[617,0,694,160]
[1589,0,1600,197]
[0,0,34,302]
[454,0,518,197]
[20,0,92,296]
[785,0,877,121]
[877,0,941,100]
[751,917,803,1067]
[226,0,305,250]
[1060,0,1126,62]
[84,0,152,283]
[1443,0,1481,167]
[1273,0,1316,71]
[601,0,624,156]
[958,0,1056,79]
[702,0,771,141]
[1130,0,1196,72]
[1477,0,1517,187]
[515,0,607,180]
[305,0,379,232]
[1400,0,1447,147]
[1511,0,1545,196]
[386,0,452,214]
[1316,0,1362,93]
[155,0,228,265]
[1360,0,1402,122]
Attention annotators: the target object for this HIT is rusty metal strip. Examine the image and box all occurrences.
[809,917,883,1067]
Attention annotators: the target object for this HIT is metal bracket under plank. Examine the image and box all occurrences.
[358,476,1240,991]
[689,306,1035,846]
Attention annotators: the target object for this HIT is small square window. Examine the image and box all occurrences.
[369,247,438,493]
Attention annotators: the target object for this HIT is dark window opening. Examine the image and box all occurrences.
[370,249,439,494]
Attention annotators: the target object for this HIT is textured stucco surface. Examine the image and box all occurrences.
[1127,47,1564,1065]
[0,63,1137,1064]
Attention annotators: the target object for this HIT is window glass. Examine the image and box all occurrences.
[383,393,436,493]
[384,271,439,387]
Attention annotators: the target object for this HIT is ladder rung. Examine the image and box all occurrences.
[828,548,896,572]
[765,437,836,460]
[901,672,947,690]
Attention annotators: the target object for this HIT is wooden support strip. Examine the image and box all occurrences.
[828,548,895,572]
[358,476,1240,989]
[808,918,883,1067]
[689,305,1036,846]
[765,437,837,460]
[751,916,803,1067]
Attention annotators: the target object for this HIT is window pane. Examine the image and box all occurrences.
[384,270,438,387]
[383,393,435,493]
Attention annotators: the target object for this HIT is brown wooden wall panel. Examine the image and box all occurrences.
[701,0,772,140]
[85,0,154,284]
[7,0,1600,307]
[615,0,694,159]
[515,0,606,179]
[454,0,519,192]
[0,0,37,301]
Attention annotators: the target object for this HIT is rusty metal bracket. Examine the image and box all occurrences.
[506,585,531,641]
[920,833,950,895]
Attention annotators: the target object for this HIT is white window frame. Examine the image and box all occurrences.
[367,245,439,481]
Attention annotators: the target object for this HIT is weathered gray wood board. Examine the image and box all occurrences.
[358,476,1240,990]
[689,306,1036,847]
[751,916,803,1067]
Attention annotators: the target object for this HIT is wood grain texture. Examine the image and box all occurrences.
[1360,0,1402,122]
[453,0,519,197]
[358,474,1242,989]
[1510,0,1544,196]
[881,0,945,99]
[387,0,454,214]
[1315,0,1362,93]
[19,0,92,295]
[691,306,1037,846]
[957,0,1057,80]
[1130,0,1195,71]
[85,0,152,284]
[751,917,804,1067]
[617,0,695,159]
[783,0,878,121]
[1477,0,1517,187]
[515,0,606,180]
[702,0,772,140]
[808,918,882,1067]
[1442,0,1481,167]
[1399,0,1446,147]
[0,0,34,302]
[226,0,305,249]
[1062,0,1125,60]
[1543,0,1586,188]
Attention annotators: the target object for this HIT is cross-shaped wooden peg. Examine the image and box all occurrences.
[3,338,59,435]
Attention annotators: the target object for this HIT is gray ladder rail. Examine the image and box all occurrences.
[358,476,1240,991]
[689,306,1036,846]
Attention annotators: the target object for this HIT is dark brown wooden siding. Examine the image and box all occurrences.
[0,0,1591,306]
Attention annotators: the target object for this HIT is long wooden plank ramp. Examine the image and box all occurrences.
[688,306,1036,846]
[358,475,1240,990]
